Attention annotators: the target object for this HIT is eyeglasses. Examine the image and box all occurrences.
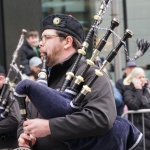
[40,35,59,44]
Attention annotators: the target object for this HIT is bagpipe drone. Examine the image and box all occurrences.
[0,29,26,121]
[13,0,150,150]
[0,29,34,149]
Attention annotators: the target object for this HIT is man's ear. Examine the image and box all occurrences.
[64,36,73,49]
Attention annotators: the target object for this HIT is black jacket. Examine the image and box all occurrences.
[115,78,126,116]
[20,41,40,75]
[116,78,125,96]
[18,53,117,150]
[0,87,21,148]
[124,83,150,150]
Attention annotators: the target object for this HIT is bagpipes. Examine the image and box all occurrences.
[0,29,26,121]
[14,31,144,150]
[14,0,150,150]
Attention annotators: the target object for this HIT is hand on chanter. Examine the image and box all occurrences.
[23,118,50,138]
[18,133,36,148]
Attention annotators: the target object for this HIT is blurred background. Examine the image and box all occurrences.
[0,0,150,82]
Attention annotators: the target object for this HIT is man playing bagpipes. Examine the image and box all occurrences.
[17,13,118,150]
[0,65,21,149]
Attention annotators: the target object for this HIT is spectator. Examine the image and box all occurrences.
[115,61,137,115]
[20,29,40,76]
[0,65,21,149]
[29,56,42,80]
[111,81,123,116]
[21,56,42,81]
[123,67,150,150]
[104,68,123,116]
[116,61,137,96]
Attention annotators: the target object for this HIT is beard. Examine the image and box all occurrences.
[47,48,63,67]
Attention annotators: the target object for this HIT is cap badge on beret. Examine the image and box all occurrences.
[53,17,61,25]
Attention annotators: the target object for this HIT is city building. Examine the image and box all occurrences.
[0,0,150,81]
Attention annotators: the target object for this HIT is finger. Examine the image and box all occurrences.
[30,134,36,145]
[24,130,31,135]
[30,134,36,140]
[23,126,28,133]
[20,133,31,141]
[144,79,148,83]
[23,120,31,127]
[18,137,24,145]
[18,134,31,147]
[23,126,30,132]
[18,138,30,148]
[23,126,27,131]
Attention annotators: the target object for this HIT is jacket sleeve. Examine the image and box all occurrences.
[115,79,124,95]
[20,47,32,76]
[112,82,123,107]
[17,117,24,138]
[124,85,143,110]
[49,68,117,141]
[0,100,21,134]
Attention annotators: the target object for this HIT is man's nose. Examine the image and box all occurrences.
[39,41,43,48]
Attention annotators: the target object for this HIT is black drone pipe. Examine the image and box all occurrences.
[60,0,111,91]
[0,29,26,105]
[74,29,133,104]
[72,18,119,90]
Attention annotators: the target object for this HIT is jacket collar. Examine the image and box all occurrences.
[50,52,78,73]
[48,52,79,88]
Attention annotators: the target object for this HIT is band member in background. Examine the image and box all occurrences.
[17,14,117,150]
[21,56,42,81]
[0,65,21,149]
[29,56,42,80]
[20,29,40,77]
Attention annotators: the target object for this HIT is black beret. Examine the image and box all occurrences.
[43,14,84,43]
[0,65,6,76]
